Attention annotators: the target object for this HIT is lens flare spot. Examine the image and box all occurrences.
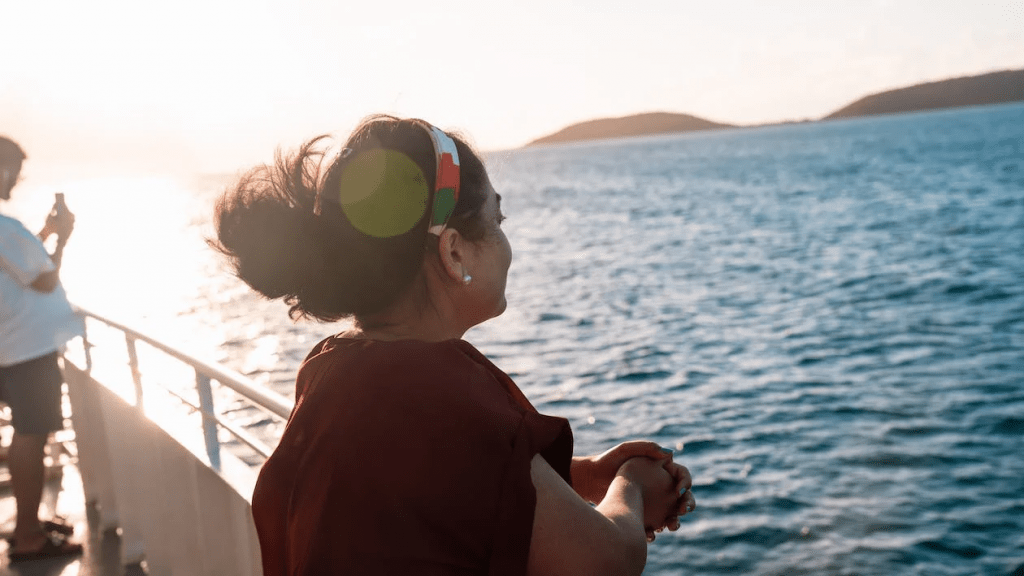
[336,149,428,238]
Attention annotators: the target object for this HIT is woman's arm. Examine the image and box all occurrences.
[571,441,673,504]
[527,454,678,576]
[571,442,696,540]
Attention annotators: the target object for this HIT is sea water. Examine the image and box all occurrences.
[30,102,1024,575]
[477,103,1024,576]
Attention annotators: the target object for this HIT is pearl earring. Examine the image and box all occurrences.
[463,273,472,284]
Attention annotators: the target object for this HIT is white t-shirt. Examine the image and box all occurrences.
[0,213,85,366]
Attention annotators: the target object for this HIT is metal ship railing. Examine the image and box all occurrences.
[63,306,292,576]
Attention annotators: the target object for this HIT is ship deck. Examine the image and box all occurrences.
[0,435,143,576]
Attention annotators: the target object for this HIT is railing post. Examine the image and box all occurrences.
[196,371,222,471]
[125,335,144,408]
[82,319,93,374]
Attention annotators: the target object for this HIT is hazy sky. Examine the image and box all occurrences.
[2,0,1022,175]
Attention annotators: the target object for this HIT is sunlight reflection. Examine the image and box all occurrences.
[7,174,239,374]
[55,176,210,321]
[242,335,282,375]
[57,559,82,575]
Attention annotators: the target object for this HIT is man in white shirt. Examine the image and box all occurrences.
[0,136,84,561]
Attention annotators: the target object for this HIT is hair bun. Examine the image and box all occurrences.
[211,116,490,323]
[219,193,319,300]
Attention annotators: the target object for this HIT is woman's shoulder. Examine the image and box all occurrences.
[289,336,541,450]
[306,335,485,373]
[298,336,511,404]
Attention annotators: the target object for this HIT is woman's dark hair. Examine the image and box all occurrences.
[211,115,490,322]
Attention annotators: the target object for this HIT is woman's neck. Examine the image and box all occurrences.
[351,304,466,343]
[348,262,470,342]
[348,324,455,343]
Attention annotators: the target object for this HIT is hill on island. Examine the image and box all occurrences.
[526,112,733,147]
[526,68,1024,147]
[824,68,1024,119]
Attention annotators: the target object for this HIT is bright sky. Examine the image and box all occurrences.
[1,0,1022,176]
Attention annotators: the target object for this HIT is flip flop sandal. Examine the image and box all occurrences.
[41,519,74,536]
[8,534,83,563]
[5,519,75,546]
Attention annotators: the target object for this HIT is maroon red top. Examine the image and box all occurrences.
[251,336,574,575]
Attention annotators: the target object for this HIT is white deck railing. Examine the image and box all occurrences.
[64,306,292,576]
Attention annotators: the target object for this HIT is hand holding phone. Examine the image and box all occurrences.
[46,192,75,241]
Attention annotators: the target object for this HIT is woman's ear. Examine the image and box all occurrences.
[436,228,468,283]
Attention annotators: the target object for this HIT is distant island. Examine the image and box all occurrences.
[525,68,1024,147]
[824,68,1024,119]
[526,112,734,147]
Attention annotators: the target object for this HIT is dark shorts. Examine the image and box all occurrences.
[0,352,65,435]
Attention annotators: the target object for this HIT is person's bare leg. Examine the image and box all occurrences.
[8,431,48,551]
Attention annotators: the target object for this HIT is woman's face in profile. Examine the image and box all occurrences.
[465,183,512,323]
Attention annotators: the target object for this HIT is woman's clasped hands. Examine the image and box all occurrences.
[573,441,696,542]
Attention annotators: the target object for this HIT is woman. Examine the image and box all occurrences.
[213,116,696,575]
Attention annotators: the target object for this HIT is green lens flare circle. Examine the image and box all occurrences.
[336,149,429,238]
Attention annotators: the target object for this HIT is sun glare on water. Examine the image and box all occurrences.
[10,175,226,354]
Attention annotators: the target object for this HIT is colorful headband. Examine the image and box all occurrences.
[411,120,461,236]
[330,120,461,239]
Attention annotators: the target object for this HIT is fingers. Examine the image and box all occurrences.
[661,460,692,496]
[614,440,673,463]
[657,490,696,535]
[678,490,696,517]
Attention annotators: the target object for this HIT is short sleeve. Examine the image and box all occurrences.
[488,409,573,576]
[0,217,54,287]
[450,340,576,575]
